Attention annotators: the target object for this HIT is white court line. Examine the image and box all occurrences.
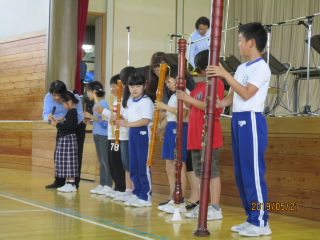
[0,209,47,213]
[0,194,154,240]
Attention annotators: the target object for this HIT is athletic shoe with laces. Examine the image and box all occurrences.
[57,183,77,193]
[239,223,272,237]
[159,203,186,214]
[207,206,223,220]
[124,194,139,206]
[157,200,174,211]
[90,185,103,194]
[112,191,126,198]
[185,205,223,220]
[130,199,152,207]
[105,189,116,197]
[96,185,113,195]
[231,222,252,232]
[114,191,132,201]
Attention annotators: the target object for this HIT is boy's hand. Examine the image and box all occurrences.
[176,90,189,101]
[206,65,229,79]
[95,105,104,114]
[154,100,166,111]
[116,119,128,127]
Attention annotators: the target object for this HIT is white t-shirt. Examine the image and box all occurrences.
[233,58,271,112]
[102,99,129,140]
[167,89,190,122]
[123,95,154,126]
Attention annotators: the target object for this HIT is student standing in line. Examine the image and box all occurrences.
[207,22,272,237]
[84,81,112,195]
[50,91,80,193]
[117,73,154,208]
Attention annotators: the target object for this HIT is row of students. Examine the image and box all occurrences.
[45,21,271,237]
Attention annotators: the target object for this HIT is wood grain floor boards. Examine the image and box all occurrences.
[0,168,319,240]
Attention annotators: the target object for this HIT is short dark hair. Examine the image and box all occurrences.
[194,50,209,72]
[87,81,105,98]
[61,91,79,104]
[195,16,210,29]
[239,22,267,52]
[49,80,67,94]
[110,74,120,85]
[119,66,136,86]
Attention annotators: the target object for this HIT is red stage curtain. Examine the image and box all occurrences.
[75,0,89,95]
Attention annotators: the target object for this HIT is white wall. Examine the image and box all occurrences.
[0,0,49,38]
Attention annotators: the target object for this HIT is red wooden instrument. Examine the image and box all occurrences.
[173,39,187,204]
[194,0,224,236]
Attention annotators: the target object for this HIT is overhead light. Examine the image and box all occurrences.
[82,45,94,53]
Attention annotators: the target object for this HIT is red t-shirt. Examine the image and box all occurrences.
[187,80,224,150]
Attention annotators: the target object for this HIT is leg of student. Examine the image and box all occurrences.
[135,126,152,201]
[237,112,269,227]
[165,160,175,199]
[120,140,134,191]
[94,135,112,187]
[75,122,86,188]
[129,128,141,197]
[232,113,252,223]
[186,150,199,203]
[109,141,126,191]
[210,149,221,206]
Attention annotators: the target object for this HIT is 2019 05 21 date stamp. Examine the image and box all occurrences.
[252,202,298,211]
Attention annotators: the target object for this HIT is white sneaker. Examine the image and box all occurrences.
[90,185,103,194]
[57,183,77,193]
[124,194,139,206]
[185,205,223,220]
[157,200,174,211]
[112,191,126,198]
[114,192,132,201]
[105,189,115,197]
[231,222,252,232]
[207,206,223,220]
[96,185,113,195]
[158,202,186,214]
[239,223,272,237]
[130,199,152,207]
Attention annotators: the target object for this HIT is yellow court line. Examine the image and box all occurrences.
[0,193,155,240]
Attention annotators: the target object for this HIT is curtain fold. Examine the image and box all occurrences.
[75,0,89,95]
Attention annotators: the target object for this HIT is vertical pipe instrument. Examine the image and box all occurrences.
[115,80,123,145]
[147,63,168,166]
[110,93,115,138]
[173,38,187,204]
[194,0,224,237]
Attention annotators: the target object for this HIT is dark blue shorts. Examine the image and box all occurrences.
[162,122,188,162]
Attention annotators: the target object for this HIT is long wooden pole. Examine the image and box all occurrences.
[194,0,224,236]
[173,39,187,204]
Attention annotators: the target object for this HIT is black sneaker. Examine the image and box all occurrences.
[45,183,64,189]
[186,200,199,210]
[158,199,170,206]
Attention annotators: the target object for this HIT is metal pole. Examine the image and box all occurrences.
[126,26,131,66]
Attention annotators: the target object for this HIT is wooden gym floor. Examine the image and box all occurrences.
[0,168,319,240]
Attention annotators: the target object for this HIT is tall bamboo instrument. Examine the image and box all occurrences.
[194,0,224,237]
[173,39,187,204]
[147,63,168,166]
[115,80,123,145]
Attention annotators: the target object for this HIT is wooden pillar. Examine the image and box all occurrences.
[46,0,78,91]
